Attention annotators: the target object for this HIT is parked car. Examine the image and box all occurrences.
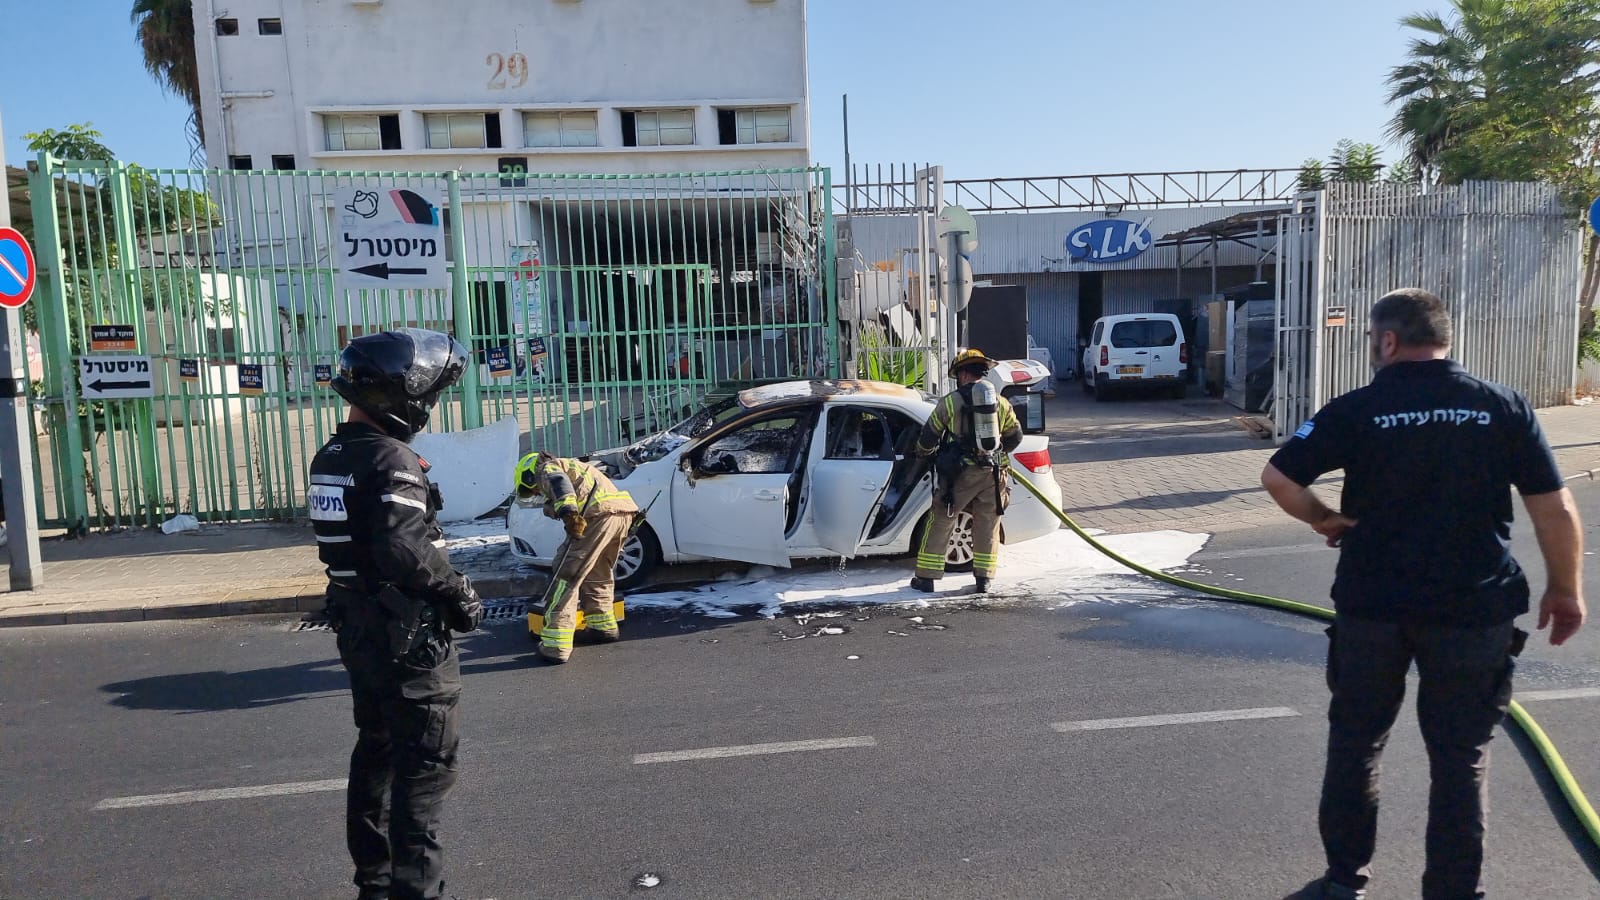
[508,379,1063,589]
[1080,313,1188,401]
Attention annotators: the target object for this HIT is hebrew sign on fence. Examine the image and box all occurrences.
[334,187,449,291]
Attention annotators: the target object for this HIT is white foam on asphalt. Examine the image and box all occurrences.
[95,778,346,810]
[1052,707,1301,733]
[632,736,878,765]
[625,528,1210,618]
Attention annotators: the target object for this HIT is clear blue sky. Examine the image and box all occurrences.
[1,0,1421,177]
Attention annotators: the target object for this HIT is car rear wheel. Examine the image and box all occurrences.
[909,509,977,573]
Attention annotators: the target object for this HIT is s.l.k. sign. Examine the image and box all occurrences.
[1066,217,1156,263]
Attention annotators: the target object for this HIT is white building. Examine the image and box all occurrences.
[191,0,811,175]
[186,0,828,404]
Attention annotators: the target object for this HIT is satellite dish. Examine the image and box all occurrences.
[938,205,979,254]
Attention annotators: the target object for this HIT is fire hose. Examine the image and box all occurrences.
[1005,462,1600,857]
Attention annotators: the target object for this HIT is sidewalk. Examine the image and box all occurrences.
[1047,394,1600,535]
[0,520,541,628]
[3,398,1598,627]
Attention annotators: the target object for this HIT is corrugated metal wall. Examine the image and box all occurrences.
[970,267,1261,377]
[1317,182,1580,409]
[847,206,1282,275]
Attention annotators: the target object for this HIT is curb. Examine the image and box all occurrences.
[0,576,544,629]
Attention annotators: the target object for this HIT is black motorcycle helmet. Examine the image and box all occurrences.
[331,328,470,440]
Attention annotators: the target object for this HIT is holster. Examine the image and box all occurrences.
[375,584,440,660]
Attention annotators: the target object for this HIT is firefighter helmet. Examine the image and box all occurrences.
[949,348,999,377]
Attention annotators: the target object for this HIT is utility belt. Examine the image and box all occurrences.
[326,582,443,659]
[933,441,1010,515]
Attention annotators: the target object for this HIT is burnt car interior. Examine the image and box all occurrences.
[689,407,817,534]
[822,406,929,539]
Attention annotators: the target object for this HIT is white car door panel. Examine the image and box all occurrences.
[809,459,893,558]
[671,468,792,567]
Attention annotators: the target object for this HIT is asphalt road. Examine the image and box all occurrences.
[3,482,1599,899]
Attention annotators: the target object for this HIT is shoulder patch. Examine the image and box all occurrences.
[392,471,423,485]
[1293,420,1315,440]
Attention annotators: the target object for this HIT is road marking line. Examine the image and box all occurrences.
[632,736,877,765]
[1052,707,1301,733]
[95,778,346,810]
[1517,688,1600,703]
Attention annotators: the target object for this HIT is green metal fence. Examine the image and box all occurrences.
[26,158,838,532]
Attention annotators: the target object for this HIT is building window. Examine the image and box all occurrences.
[271,154,296,170]
[215,17,239,36]
[228,154,252,170]
[425,113,502,150]
[621,109,695,147]
[718,107,791,145]
[523,111,599,148]
[323,114,402,151]
[258,18,283,35]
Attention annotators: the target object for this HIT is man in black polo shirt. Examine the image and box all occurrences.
[1261,288,1585,900]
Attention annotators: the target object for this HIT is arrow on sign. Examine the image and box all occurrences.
[352,262,429,280]
[88,379,152,392]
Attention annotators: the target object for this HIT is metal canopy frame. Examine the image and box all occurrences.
[840,167,1303,214]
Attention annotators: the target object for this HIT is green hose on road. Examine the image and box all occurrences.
[1007,463,1600,858]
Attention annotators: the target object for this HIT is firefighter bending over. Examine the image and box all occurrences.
[911,349,1024,594]
[514,452,638,662]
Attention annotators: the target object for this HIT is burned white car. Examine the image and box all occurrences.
[508,379,1063,589]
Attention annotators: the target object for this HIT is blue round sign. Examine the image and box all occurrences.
[1590,196,1600,237]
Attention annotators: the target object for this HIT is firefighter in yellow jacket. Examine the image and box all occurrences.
[514,452,638,662]
[911,349,1024,594]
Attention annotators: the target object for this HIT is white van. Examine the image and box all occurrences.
[1080,313,1188,401]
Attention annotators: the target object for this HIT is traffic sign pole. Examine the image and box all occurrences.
[0,113,43,589]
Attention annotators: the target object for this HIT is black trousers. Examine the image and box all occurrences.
[1320,613,1521,900]
[337,628,462,900]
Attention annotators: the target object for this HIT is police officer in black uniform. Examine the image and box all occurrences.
[1261,289,1585,900]
[310,328,484,900]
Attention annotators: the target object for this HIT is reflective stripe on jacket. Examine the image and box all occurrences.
[539,456,638,518]
[914,387,1023,461]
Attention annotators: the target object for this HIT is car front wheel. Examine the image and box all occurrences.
[613,524,662,592]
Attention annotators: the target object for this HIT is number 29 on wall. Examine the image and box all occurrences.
[487,52,529,89]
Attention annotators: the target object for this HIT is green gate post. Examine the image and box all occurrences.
[447,171,482,430]
[821,166,840,378]
[109,160,163,524]
[29,153,89,533]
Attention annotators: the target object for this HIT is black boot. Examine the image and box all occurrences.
[909,576,937,593]
[974,576,991,594]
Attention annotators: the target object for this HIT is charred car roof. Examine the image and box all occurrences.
[736,379,923,409]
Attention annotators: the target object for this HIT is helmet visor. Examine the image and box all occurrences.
[396,328,468,398]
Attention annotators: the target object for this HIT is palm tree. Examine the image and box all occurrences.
[1384,5,1495,182]
[130,0,203,145]
[1387,0,1600,184]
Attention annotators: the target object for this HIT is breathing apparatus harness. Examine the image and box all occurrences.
[934,378,1007,518]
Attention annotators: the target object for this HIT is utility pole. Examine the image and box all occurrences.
[0,111,44,589]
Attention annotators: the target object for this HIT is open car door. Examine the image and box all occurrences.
[670,410,812,568]
[809,406,896,558]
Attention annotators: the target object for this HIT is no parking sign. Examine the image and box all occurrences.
[0,227,36,308]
